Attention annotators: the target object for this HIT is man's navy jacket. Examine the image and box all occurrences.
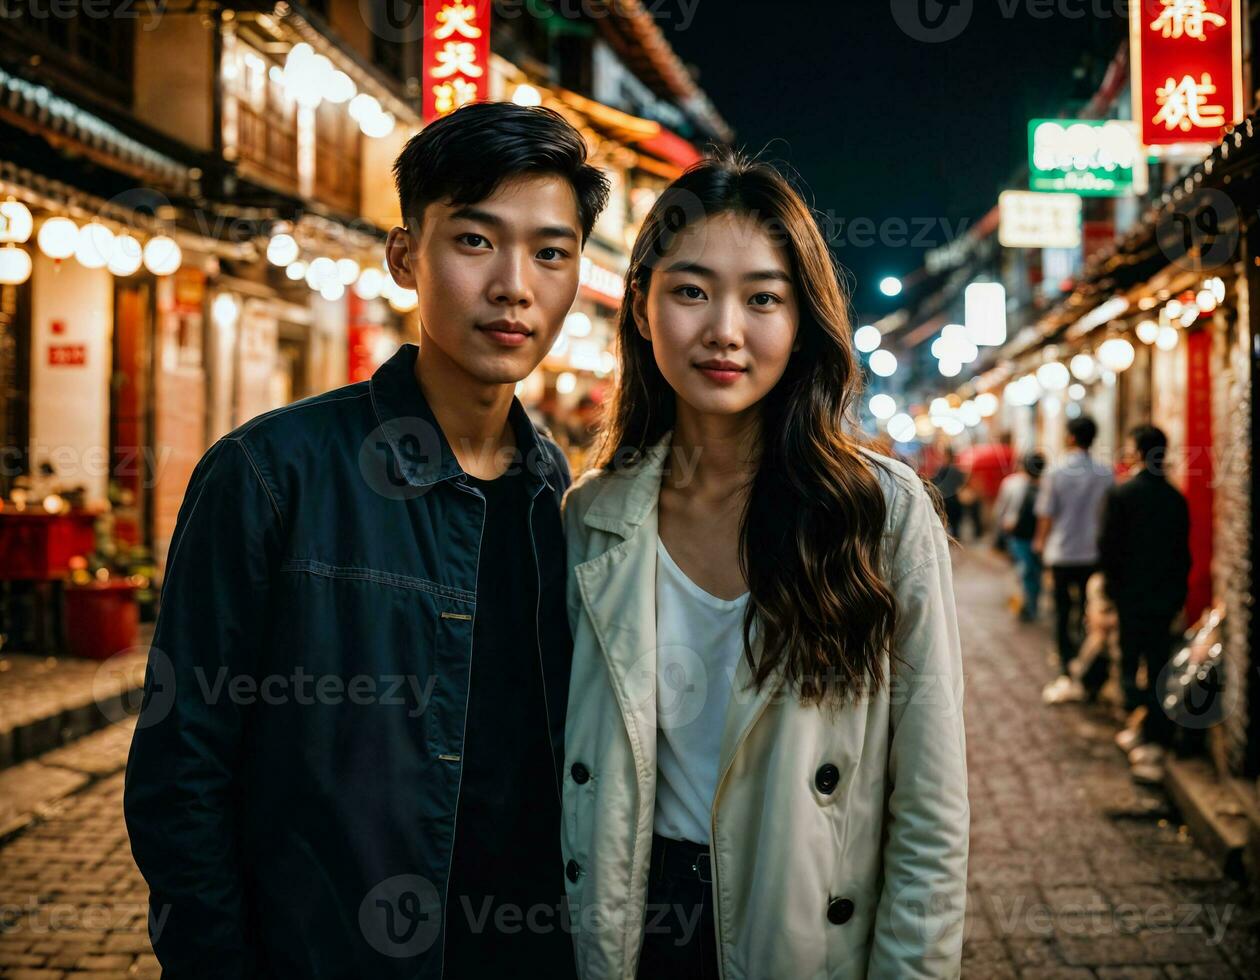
[123,343,573,978]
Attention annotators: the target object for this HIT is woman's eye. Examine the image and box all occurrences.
[458,233,490,248]
[674,285,706,301]
[750,292,781,307]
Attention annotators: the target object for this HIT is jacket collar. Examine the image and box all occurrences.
[574,429,783,800]
[368,343,558,495]
[581,433,674,537]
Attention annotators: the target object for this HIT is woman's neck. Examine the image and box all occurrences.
[666,403,760,499]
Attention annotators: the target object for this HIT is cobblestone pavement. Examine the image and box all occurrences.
[0,548,1256,977]
[956,546,1259,978]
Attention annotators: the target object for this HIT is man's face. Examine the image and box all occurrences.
[386,173,582,385]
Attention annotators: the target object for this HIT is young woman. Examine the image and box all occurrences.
[559,153,968,979]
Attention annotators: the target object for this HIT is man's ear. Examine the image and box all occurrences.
[630,280,652,342]
[385,225,417,289]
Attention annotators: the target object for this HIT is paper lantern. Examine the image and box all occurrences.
[143,236,182,275]
[0,245,32,285]
[37,217,78,260]
[0,199,33,244]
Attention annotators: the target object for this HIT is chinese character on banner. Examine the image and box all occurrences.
[1131,0,1242,150]
[423,1,490,123]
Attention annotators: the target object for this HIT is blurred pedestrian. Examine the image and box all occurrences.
[1034,416,1114,703]
[999,451,1046,622]
[931,446,966,538]
[1098,425,1191,783]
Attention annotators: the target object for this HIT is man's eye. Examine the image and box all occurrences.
[538,247,568,261]
[458,233,490,248]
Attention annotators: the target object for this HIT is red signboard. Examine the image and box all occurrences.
[48,344,86,366]
[1131,0,1243,150]
[422,1,491,123]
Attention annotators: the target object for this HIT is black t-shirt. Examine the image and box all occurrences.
[442,465,573,977]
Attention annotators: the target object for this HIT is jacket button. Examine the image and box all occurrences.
[815,763,840,794]
[566,859,581,883]
[827,897,855,925]
[571,762,591,784]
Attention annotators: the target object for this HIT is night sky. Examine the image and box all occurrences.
[667,1,1123,320]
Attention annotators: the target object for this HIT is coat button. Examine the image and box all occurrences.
[571,762,591,784]
[827,897,855,925]
[566,859,581,883]
[815,763,840,794]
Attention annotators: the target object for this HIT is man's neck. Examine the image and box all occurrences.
[414,339,517,479]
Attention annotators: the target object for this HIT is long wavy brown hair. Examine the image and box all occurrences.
[595,151,899,706]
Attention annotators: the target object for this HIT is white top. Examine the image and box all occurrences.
[653,535,750,845]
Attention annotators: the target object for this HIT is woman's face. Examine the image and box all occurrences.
[633,211,800,421]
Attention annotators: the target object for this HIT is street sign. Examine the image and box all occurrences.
[1028,119,1143,196]
[999,191,1083,249]
[1131,0,1243,152]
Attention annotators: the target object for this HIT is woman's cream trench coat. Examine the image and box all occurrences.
[559,435,969,979]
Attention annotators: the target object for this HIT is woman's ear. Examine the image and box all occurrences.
[630,280,652,342]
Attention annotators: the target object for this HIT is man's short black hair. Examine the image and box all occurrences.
[1130,424,1169,469]
[1066,415,1098,450]
[392,102,611,242]
[1023,451,1046,479]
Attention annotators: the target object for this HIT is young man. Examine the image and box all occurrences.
[1098,425,1191,782]
[124,102,609,979]
[1033,415,1114,703]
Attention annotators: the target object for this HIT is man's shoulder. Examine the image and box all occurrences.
[230,381,374,448]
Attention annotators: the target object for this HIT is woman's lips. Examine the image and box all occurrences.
[695,364,746,385]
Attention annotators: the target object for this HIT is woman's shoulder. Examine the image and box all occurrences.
[857,447,949,578]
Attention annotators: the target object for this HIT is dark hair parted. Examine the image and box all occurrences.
[596,150,899,707]
[392,102,611,241]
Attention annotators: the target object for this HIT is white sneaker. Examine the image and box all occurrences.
[1115,728,1144,754]
[1128,744,1164,766]
[1042,675,1087,705]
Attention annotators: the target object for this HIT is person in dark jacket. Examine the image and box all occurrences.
[123,102,610,979]
[1097,424,1191,783]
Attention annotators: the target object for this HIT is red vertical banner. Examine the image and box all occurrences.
[1130,0,1243,151]
[1184,327,1213,622]
[347,292,380,384]
[422,0,491,123]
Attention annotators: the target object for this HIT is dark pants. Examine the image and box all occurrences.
[637,834,718,979]
[1051,564,1094,675]
[1116,605,1177,747]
